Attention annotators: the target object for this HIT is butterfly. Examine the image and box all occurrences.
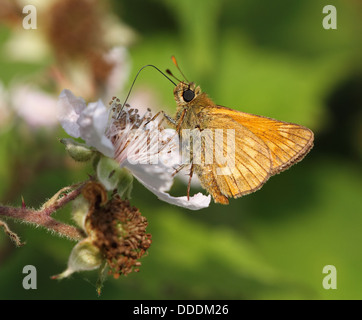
[163,58,314,204]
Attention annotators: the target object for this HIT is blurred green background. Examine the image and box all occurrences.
[0,0,362,299]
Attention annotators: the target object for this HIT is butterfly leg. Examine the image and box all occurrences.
[187,163,194,201]
[170,163,193,201]
[142,110,177,154]
[175,109,186,134]
[145,110,177,127]
[163,112,177,127]
[172,163,188,177]
[147,110,186,155]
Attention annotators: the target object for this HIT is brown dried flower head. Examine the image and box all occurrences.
[82,182,152,278]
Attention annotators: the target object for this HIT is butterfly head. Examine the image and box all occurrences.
[174,82,202,107]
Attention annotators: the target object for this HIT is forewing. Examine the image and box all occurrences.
[209,106,314,175]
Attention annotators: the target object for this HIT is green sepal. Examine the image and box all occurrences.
[96,157,133,198]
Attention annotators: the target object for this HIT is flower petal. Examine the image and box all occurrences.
[57,89,86,138]
[142,180,211,210]
[125,161,211,210]
[77,100,115,157]
[124,161,174,193]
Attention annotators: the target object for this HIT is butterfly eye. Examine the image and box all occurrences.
[183,89,195,102]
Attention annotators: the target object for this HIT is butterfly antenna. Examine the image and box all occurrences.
[118,64,177,118]
[171,56,189,83]
[165,69,182,83]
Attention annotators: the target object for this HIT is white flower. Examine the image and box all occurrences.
[57,89,211,210]
[11,85,59,129]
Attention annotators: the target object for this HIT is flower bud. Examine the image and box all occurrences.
[60,138,94,162]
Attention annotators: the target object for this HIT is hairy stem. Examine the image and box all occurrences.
[0,182,89,241]
[0,206,84,240]
[42,183,85,215]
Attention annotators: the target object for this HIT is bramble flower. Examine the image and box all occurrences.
[57,89,211,210]
[1,0,134,130]
[1,0,134,106]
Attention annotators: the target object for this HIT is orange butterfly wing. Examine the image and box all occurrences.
[215,107,314,174]
[193,106,314,204]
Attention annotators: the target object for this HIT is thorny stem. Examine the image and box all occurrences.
[0,182,89,241]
